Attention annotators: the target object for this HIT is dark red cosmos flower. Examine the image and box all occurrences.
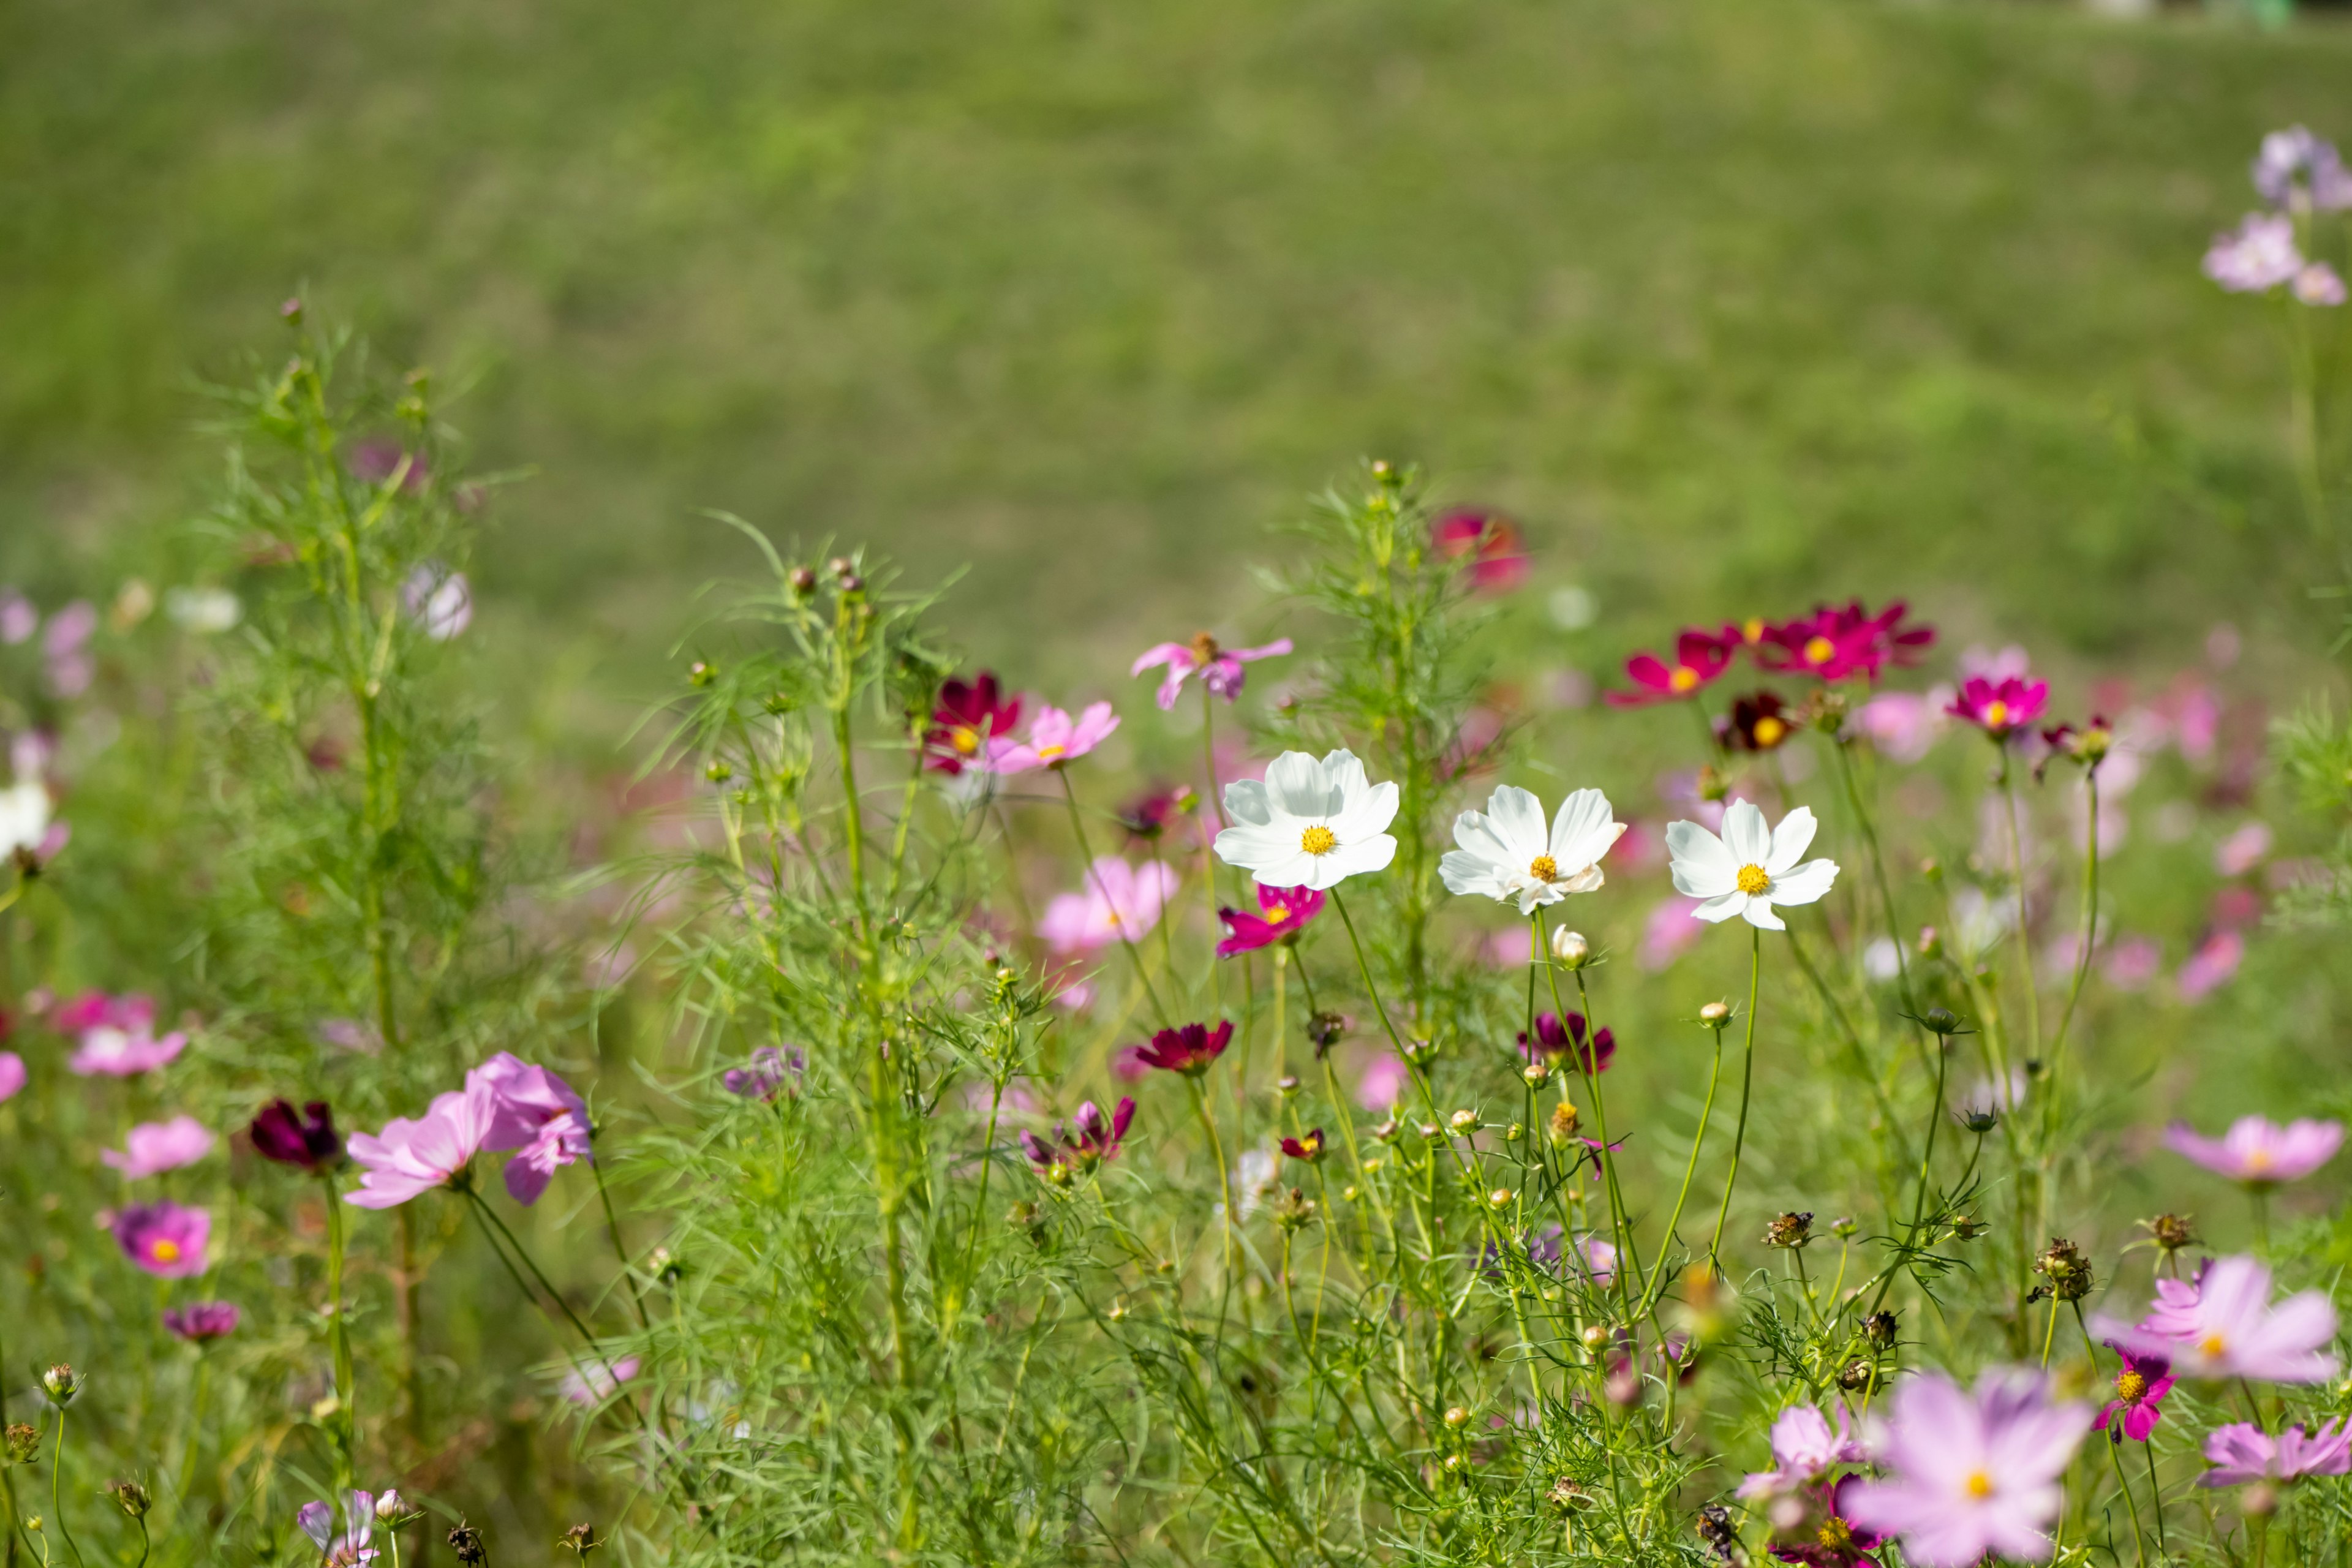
[1945,676,2048,741]
[1431,511,1530,594]
[1117,785,1196,840]
[247,1099,343,1174]
[1133,1020,1234,1076]
[1769,1475,1885,1566]
[1606,629,1735,707]
[1758,601,1934,683]
[1216,884,1325,957]
[924,672,1023,775]
[1718,690,1793,752]
[1518,1011,1614,1076]
[1020,1097,1136,1181]
[1280,1128,1326,1163]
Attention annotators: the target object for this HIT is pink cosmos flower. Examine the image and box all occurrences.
[1130,632,1294,710]
[1740,1403,1869,1498]
[2175,930,2245,1002]
[2103,935,2162,990]
[1431,511,1531,592]
[2095,1254,2339,1383]
[0,590,34,645]
[475,1052,595,1206]
[115,1201,211,1278]
[1020,1097,1136,1180]
[102,1115,216,1179]
[1854,691,1947,764]
[1758,602,1935,684]
[2164,1115,2342,1186]
[1844,1370,2091,1568]
[162,1301,241,1344]
[2204,213,2304,293]
[69,1023,188,1077]
[42,601,96,698]
[2296,263,2350,307]
[2092,1344,2174,1442]
[0,1053,24,1102]
[1215,883,1324,956]
[1639,897,1706,970]
[560,1355,640,1406]
[344,1079,502,1208]
[1770,1474,1885,1567]
[1945,676,2048,741]
[1574,1233,1618,1288]
[1606,629,1734,706]
[1354,1052,1408,1110]
[722,1046,804,1102]
[298,1490,381,1566]
[1039,858,1178,955]
[986,702,1120,774]
[2199,1419,2352,1487]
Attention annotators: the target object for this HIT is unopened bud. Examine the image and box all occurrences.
[1486,1187,1515,1210]
[1276,1074,1300,1097]
[1372,1118,1400,1144]
[281,297,304,324]
[557,1522,603,1555]
[688,660,717,688]
[704,760,733,783]
[1449,1109,1479,1136]
[1504,1122,1523,1142]
[40,1366,78,1408]
[1521,1062,1548,1087]
[1918,1006,1962,1036]
[1830,1215,1858,1240]
[107,1481,149,1520]
[826,556,854,579]
[1698,1001,1730,1028]
[375,1491,417,1523]
[1548,928,1590,968]
[1442,1404,1469,1429]
[1863,1310,1898,1349]
[1580,1324,1610,1352]
[788,566,817,595]
[1835,1358,1876,1394]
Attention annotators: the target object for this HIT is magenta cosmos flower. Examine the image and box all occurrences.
[2200,1419,2352,1487]
[986,702,1119,774]
[1020,1097,1136,1181]
[2204,213,2304,293]
[344,1079,501,1208]
[1606,629,1734,706]
[1038,858,1178,955]
[1739,1403,1868,1499]
[0,1052,26,1103]
[1844,1369,2092,1568]
[1130,631,1293,710]
[162,1301,241,1344]
[1431,511,1531,594]
[2092,1344,2173,1442]
[1215,883,1324,956]
[1759,602,1935,684]
[475,1051,595,1205]
[102,1115,216,1179]
[1770,1476,1884,1567]
[1945,676,2048,742]
[2095,1254,2339,1383]
[1133,1020,1233,1076]
[1519,1011,1614,1075]
[924,672,1022,775]
[249,1099,343,1174]
[2164,1115,2343,1187]
[115,1201,211,1278]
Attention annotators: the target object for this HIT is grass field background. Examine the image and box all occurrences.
[4,0,2348,719]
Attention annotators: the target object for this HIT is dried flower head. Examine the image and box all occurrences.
[448,1521,488,1564]
[557,1522,603,1555]
[2143,1213,2198,1255]
[1765,1212,1815,1250]
[1834,1359,1876,1394]
[1548,1101,1581,1142]
[107,1480,150,1520]
[2033,1237,2095,1303]
[1863,1310,1899,1349]
[1272,1188,1317,1232]
[1,1426,38,1464]
[1304,1011,1349,1057]
[1695,1502,1740,1561]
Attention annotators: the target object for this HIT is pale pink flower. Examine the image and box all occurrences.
[1639,897,1706,970]
[560,1354,639,1406]
[1354,1052,1408,1111]
[2215,822,2274,877]
[1855,690,1947,764]
[102,1115,216,1179]
[2199,1419,2352,1487]
[2164,1115,2342,1186]
[986,702,1119,774]
[0,1053,24,1102]
[401,564,472,641]
[1738,1403,1866,1499]
[67,1017,189,1077]
[1844,1370,2092,1568]
[2204,213,2303,293]
[2295,262,2350,307]
[42,601,96,698]
[475,1052,594,1206]
[2095,1254,2339,1383]
[0,590,34,645]
[1130,633,1292,710]
[297,1491,380,1566]
[1038,858,1178,955]
[2103,935,2162,990]
[2176,930,2244,1002]
[344,1080,501,1208]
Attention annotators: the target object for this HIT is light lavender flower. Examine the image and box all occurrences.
[2164,1116,2342,1186]
[2253,126,2352,212]
[2094,1254,2339,1383]
[2199,1419,2352,1487]
[2203,213,2303,294]
[1844,1369,2092,1567]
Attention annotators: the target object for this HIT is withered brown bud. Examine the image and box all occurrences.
[2034,1237,2094,1303]
[1765,1212,1814,1250]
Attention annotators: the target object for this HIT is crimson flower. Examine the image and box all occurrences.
[1758,601,1934,683]
[1117,785,1195,840]
[2092,1343,2174,1442]
[1519,1011,1613,1075]
[1020,1097,1136,1181]
[1216,883,1325,957]
[924,672,1022,775]
[1431,511,1530,593]
[249,1099,344,1174]
[1719,690,1793,752]
[1607,630,1734,707]
[1945,676,2048,741]
[1770,1476,1884,1567]
[1280,1128,1326,1163]
[1133,1020,1234,1076]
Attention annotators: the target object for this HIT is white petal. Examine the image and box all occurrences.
[1548,788,1616,864]
[1766,806,1820,875]
[1449,809,1515,867]
[1558,864,1606,894]
[1510,879,1566,915]
[1213,822,1294,871]
[1766,858,1839,907]
[1265,752,1335,818]
[1665,820,1736,889]
[1307,833,1395,888]
[1721,800,1771,866]
[1334,778,1401,840]
[1692,891,1748,924]
[1741,897,1787,932]
[1223,778,1273,829]
[1484,786,1550,861]
[1439,849,1510,900]
[1254,852,1319,888]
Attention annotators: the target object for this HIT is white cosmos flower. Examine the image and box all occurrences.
[0,780,51,859]
[1214,748,1400,891]
[1439,785,1626,915]
[1666,800,1838,932]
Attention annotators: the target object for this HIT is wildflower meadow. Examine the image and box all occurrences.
[7,120,2352,1568]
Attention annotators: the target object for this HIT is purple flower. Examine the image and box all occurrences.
[2164,1115,2342,1186]
[2253,126,2352,211]
[1740,1403,1868,1498]
[2204,213,2305,293]
[248,1099,343,1174]
[474,1052,594,1205]
[2175,930,2245,1001]
[1038,858,1178,955]
[114,1202,211,1278]
[161,1301,241,1344]
[101,1115,216,1179]
[0,590,34,646]
[298,1490,381,1566]
[1843,1369,2093,1568]
[2199,1419,2352,1487]
[722,1046,804,1103]
[1518,1010,1614,1076]
[1020,1097,1136,1182]
[344,1080,500,1209]
[2094,1254,2339,1383]
[1131,632,1293,709]
[2092,1344,2174,1442]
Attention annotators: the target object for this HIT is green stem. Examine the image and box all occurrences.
[1872,1035,1952,1317]
[1707,927,1765,1265]
[325,1174,356,1488]
[1327,889,1404,1058]
[1056,771,1170,1027]
[1642,1023,1728,1319]
[48,1410,80,1568]
[589,1150,652,1333]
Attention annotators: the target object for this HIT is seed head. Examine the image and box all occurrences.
[1273,1188,1317,1232]
[2144,1213,2198,1254]
[1548,1101,1581,1142]
[1834,1358,1876,1394]
[2,1426,39,1464]
[2034,1237,2095,1303]
[1305,1011,1348,1055]
[1764,1211,1814,1249]
[447,1521,489,1564]
[107,1481,150,1520]
[1863,1310,1898,1349]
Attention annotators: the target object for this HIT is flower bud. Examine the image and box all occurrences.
[2242,1482,2280,1519]
[107,1481,150,1520]
[1521,1062,1548,1087]
[1371,1118,1400,1144]
[704,760,733,783]
[1695,764,1730,804]
[826,557,854,579]
[376,1491,417,1524]
[1442,1404,1469,1429]
[1486,1188,1515,1210]
[1834,1358,1876,1394]
[1916,924,1942,959]
[787,566,817,595]
[2,1426,39,1464]
[1830,1215,1858,1240]
[1402,1036,1439,1067]
[2145,1213,2197,1253]
[1918,1006,1962,1036]
[1580,1324,1610,1352]
[1957,1106,1999,1134]
[1950,1215,1987,1242]
[281,296,304,324]
[1863,1310,1898,1348]
[1305,1011,1348,1055]
[1416,1122,1441,1142]
[1698,1001,1730,1029]
[1548,928,1590,968]
[1276,1074,1300,1098]
[837,573,865,595]
[558,1522,603,1555]
[1448,1109,1479,1136]
[2034,1237,2094,1303]
[688,660,717,688]
[1504,1123,1523,1142]
[41,1366,78,1408]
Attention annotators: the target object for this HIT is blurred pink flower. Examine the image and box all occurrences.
[162,1300,241,1344]
[475,1052,594,1206]
[1738,1403,1866,1498]
[1855,690,1947,764]
[344,1080,501,1209]
[401,565,471,641]
[987,702,1119,774]
[1480,924,1534,968]
[561,1355,640,1406]
[2294,263,2349,307]
[2096,1254,2339,1383]
[1639,898,1706,970]
[2103,935,2161,990]
[1039,858,1178,954]
[42,600,96,698]
[2210,886,2263,930]
[1130,633,1292,710]
[2215,822,2273,877]
[67,1011,189,1077]
[2199,1420,2351,1487]
[0,1052,24,1102]
[2204,213,2303,293]
[2175,930,2244,1002]
[1844,1370,2092,1568]
[1355,1052,1409,1111]
[2165,1116,2342,1186]
[1431,511,1530,593]
[0,590,34,645]
[102,1115,216,1179]
[2253,126,2352,210]
[114,1201,211,1278]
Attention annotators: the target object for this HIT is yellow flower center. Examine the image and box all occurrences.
[1529,854,1559,881]
[2115,1370,2147,1403]
[1035,743,1066,761]
[1752,715,1787,747]
[1964,1469,1994,1499]
[1668,666,1699,693]
[2198,1332,2227,1358]
[151,1240,181,1263]
[1818,1517,1853,1550]
[1985,699,2009,728]
[1743,617,1764,643]
[1736,864,1770,896]
[1300,825,1338,856]
[1804,635,1836,665]
[950,726,980,755]
[2246,1148,2274,1171]
[1263,903,1290,924]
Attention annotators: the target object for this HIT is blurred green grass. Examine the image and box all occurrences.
[3,0,2348,705]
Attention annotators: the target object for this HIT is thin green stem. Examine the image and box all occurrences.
[1708,927,1765,1265]
[1057,771,1170,1027]
[1872,1037,1953,1317]
[325,1174,355,1489]
[48,1411,80,1568]
[1642,1023,1728,1319]
[589,1150,652,1333]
